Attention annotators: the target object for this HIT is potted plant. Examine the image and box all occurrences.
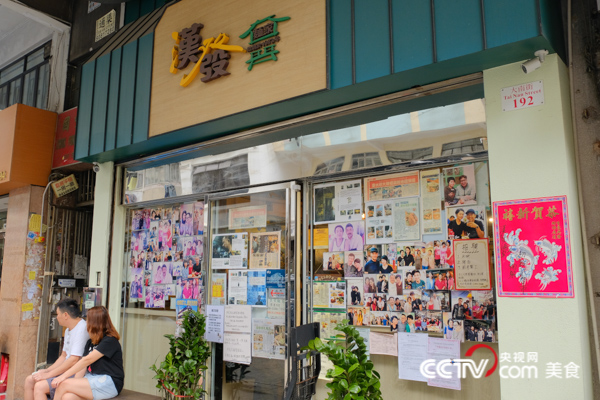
[306,320,382,400]
[150,310,211,399]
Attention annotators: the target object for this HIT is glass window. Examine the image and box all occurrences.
[0,86,7,109]
[0,42,51,111]
[387,147,434,163]
[191,155,250,193]
[209,189,289,399]
[351,152,382,170]
[124,100,487,204]
[26,48,45,70]
[0,60,24,85]
[36,63,49,109]
[314,157,344,176]
[22,70,37,107]
[441,138,485,156]
[8,79,21,106]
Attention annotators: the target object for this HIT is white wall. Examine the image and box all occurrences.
[485,54,592,399]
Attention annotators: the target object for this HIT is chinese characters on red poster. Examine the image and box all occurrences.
[493,196,573,297]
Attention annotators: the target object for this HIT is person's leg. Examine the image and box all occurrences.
[61,394,86,400]
[33,380,51,400]
[24,375,36,400]
[53,378,93,400]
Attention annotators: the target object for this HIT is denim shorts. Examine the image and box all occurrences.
[84,373,118,400]
[46,375,74,400]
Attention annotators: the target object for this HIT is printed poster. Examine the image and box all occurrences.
[393,198,421,242]
[313,309,346,340]
[493,196,574,297]
[443,164,477,207]
[250,231,281,269]
[212,233,248,269]
[447,206,487,240]
[453,239,492,290]
[228,205,267,229]
[314,281,346,308]
[327,221,364,252]
[247,270,267,306]
[314,180,363,224]
[211,273,227,305]
[364,171,419,202]
[266,269,286,319]
[365,200,394,244]
[227,270,248,305]
[252,318,286,360]
[175,299,199,320]
[308,227,329,247]
[312,281,330,308]
[420,169,443,234]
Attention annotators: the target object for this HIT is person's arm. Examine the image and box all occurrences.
[34,354,81,382]
[32,351,66,381]
[51,350,104,388]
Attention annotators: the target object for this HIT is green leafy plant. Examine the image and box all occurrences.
[306,320,382,400]
[150,310,211,399]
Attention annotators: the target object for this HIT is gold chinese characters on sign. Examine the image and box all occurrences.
[150,0,326,137]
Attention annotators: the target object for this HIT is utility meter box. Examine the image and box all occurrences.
[82,288,102,317]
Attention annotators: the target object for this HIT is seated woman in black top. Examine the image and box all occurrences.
[52,306,124,400]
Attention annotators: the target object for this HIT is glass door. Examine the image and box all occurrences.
[207,182,300,400]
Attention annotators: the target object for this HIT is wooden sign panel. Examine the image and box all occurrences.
[150,0,327,137]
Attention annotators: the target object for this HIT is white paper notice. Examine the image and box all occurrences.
[427,338,461,390]
[224,305,252,334]
[369,332,397,357]
[398,332,428,382]
[224,332,252,365]
[227,270,248,305]
[205,305,225,343]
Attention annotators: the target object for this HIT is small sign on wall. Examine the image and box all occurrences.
[52,175,79,198]
[501,80,544,112]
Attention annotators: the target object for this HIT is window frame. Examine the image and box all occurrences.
[0,42,51,111]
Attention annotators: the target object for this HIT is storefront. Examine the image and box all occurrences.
[75,1,592,399]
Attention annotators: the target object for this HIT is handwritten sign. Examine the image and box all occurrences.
[51,174,79,198]
[493,196,574,297]
[223,332,252,365]
[453,239,491,290]
[501,80,544,112]
[369,332,397,357]
[224,305,252,333]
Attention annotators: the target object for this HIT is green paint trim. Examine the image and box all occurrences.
[77,35,552,164]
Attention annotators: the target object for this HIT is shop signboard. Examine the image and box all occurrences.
[150,0,326,137]
[52,108,77,169]
[493,196,574,298]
